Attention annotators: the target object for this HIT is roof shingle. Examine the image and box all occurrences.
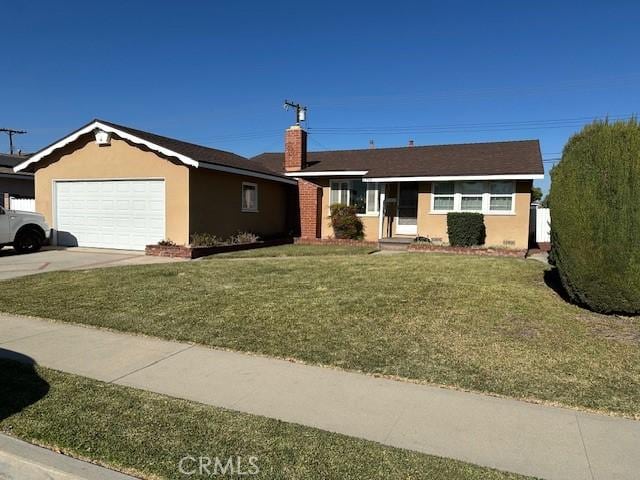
[252,140,544,178]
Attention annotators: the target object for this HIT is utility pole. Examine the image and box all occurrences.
[283,100,307,125]
[0,128,27,155]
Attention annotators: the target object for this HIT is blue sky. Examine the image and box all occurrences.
[1,1,639,193]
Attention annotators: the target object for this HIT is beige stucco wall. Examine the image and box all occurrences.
[317,179,380,241]
[417,180,532,249]
[314,178,531,248]
[33,136,190,245]
[189,168,290,239]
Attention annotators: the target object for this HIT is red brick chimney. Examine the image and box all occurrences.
[284,125,307,172]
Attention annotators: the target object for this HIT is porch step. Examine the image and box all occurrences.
[378,237,413,251]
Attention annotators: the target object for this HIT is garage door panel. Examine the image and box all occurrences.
[55,180,165,250]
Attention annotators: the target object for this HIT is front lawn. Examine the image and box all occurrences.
[1,253,639,416]
[216,243,378,258]
[0,360,529,480]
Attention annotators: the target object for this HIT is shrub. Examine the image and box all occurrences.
[549,118,640,314]
[190,232,225,247]
[229,232,260,244]
[447,212,486,247]
[329,204,364,240]
[157,239,176,247]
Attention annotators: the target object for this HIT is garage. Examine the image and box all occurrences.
[55,180,165,250]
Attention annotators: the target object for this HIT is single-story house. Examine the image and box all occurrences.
[14,119,543,251]
[14,120,297,250]
[1,153,34,209]
[253,125,544,249]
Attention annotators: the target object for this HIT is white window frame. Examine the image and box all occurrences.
[241,182,258,213]
[329,179,379,216]
[430,181,516,215]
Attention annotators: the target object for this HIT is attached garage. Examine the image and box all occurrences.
[13,119,296,251]
[55,180,165,250]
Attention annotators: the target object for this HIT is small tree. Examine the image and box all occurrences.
[549,118,640,314]
[531,186,543,203]
[330,204,364,240]
[447,212,486,247]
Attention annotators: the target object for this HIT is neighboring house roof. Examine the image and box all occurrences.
[0,154,33,178]
[14,120,296,185]
[252,140,544,181]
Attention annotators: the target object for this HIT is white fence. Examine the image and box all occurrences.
[535,207,551,243]
[9,197,36,212]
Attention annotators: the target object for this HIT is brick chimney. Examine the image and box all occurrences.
[284,125,307,172]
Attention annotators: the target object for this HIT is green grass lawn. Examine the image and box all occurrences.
[216,243,378,258]
[0,252,639,416]
[0,360,530,480]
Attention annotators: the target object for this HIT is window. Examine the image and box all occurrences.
[460,181,483,211]
[330,180,379,215]
[241,182,258,212]
[431,181,515,214]
[433,182,455,211]
[489,181,514,211]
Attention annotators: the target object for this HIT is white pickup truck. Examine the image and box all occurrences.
[0,206,49,253]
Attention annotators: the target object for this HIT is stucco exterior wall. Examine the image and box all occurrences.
[417,180,532,249]
[317,179,380,241]
[33,136,190,244]
[189,168,290,240]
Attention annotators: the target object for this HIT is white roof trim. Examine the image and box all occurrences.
[12,121,295,185]
[199,162,298,185]
[14,121,198,172]
[362,174,544,183]
[284,170,368,177]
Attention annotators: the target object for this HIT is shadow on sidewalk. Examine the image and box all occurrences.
[0,350,50,421]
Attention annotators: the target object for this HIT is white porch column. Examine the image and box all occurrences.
[378,186,386,240]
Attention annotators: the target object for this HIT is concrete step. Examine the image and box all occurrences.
[378,238,413,251]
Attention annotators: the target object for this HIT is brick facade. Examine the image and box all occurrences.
[298,179,321,239]
[284,126,307,172]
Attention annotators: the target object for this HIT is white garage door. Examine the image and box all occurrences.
[55,180,165,250]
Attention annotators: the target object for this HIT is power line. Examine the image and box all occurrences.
[308,114,635,135]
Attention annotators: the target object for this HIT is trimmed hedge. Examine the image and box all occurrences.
[549,118,640,314]
[447,212,486,247]
[330,204,364,240]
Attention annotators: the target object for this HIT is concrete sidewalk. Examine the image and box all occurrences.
[0,433,136,480]
[1,313,639,480]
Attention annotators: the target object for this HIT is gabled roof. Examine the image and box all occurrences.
[15,120,296,185]
[252,139,544,181]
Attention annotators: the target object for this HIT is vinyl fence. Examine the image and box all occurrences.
[9,197,36,212]
[535,207,551,243]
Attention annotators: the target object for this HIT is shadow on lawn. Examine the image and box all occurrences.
[543,267,573,304]
[0,350,49,421]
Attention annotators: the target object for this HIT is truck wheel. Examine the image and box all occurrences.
[14,230,42,254]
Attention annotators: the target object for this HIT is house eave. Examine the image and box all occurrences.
[362,174,544,183]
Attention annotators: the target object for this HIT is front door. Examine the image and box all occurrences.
[396,182,418,235]
[0,207,11,244]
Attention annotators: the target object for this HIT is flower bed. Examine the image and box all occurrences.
[294,237,379,247]
[407,243,526,258]
[146,238,293,259]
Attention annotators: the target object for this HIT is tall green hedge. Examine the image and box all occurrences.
[447,212,486,247]
[549,118,640,314]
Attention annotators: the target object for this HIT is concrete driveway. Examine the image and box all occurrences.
[0,247,184,280]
